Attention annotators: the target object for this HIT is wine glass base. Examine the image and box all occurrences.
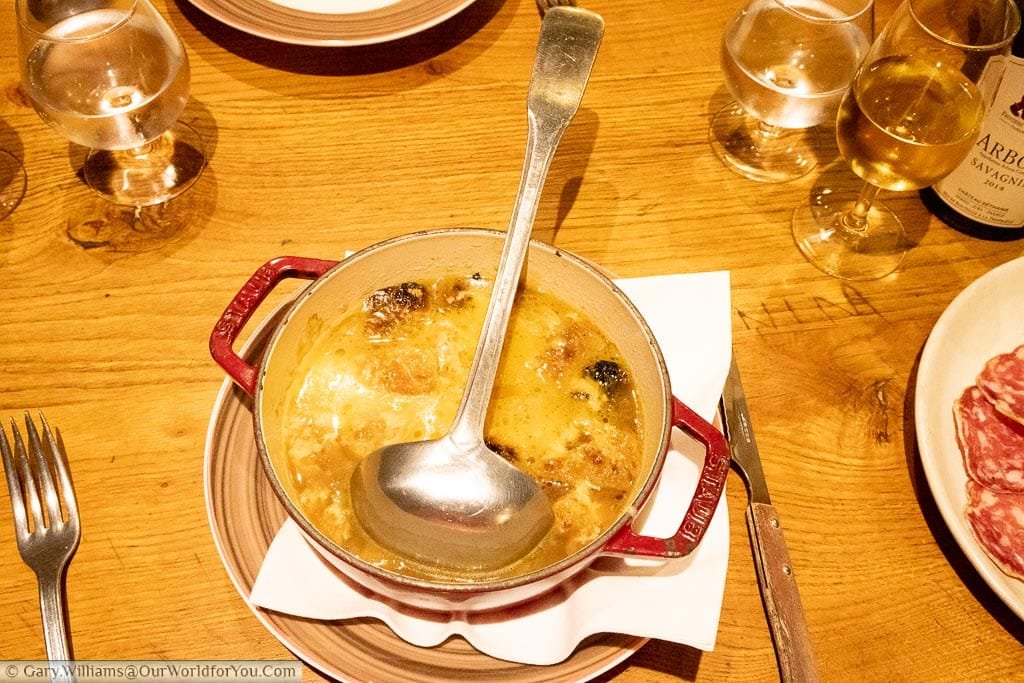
[84,121,206,207]
[792,190,907,281]
[709,101,819,184]
[0,149,27,220]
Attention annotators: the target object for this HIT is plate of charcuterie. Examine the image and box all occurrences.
[916,256,1024,621]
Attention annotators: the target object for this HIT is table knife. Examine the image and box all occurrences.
[721,356,820,683]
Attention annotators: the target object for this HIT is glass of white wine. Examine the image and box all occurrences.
[16,0,205,207]
[792,0,1021,281]
[710,0,873,183]
[0,149,26,220]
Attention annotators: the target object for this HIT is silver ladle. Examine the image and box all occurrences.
[350,6,604,573]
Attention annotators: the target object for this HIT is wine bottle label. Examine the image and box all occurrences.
[932,55,1024,229]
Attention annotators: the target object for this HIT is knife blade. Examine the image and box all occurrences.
[721,356,820,683]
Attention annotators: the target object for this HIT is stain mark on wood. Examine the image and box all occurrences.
[870,378,893,445]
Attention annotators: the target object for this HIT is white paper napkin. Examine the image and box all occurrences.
[250,271,732,665]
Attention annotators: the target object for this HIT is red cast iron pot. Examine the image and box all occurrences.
[210,228,729,612]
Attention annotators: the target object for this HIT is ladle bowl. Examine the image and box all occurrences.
[351,434,555,570]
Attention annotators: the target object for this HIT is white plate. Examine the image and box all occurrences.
[184,0,478,46]
[916,256,1024,620]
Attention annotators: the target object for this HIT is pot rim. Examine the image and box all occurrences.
[252,228,674,594]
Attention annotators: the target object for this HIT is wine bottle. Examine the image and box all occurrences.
[920,1,1024,241]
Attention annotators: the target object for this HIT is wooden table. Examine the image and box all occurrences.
[1,0,1022,680]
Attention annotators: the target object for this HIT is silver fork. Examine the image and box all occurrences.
[535,0,577,15]
[1,413,80,674]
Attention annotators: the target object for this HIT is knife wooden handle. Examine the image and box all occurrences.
[747,502,820,683]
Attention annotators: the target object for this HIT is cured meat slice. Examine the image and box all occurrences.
[966,481,1024,581]
[978,344,1024,426]
[954,386,1024,492]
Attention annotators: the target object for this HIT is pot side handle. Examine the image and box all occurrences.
[603,396,731,558]
[209,256,338,396]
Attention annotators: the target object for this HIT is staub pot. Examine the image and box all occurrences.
[210,228,729,612]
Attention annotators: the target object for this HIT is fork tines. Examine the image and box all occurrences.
[535,0,578,15]
[0,412,79,542]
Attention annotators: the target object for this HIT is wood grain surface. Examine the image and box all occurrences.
[1,0,1022,680]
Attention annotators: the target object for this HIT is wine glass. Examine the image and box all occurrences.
[792,0,1021,281]
[15,0,205,207]
[0,149,26,220]
[710,0,873,183]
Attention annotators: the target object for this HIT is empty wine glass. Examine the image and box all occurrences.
[16,0,205,207]
[710,0,873,183]
[0,149,26,219]
[792,0,1021,281]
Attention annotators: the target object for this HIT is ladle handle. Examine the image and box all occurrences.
[450,7,604,445]
[603,398,731,558]
[210,256,337,396]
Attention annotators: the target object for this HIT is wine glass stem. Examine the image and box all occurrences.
[754,120,785,144]
[839,182,881,235]
[127,136,163,158]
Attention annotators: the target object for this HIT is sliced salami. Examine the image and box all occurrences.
[966,481,1024,581]
[978,344,1024,426]
[954,386,1024,492]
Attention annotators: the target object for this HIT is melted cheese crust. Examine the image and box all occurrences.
[283,275,643,581]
